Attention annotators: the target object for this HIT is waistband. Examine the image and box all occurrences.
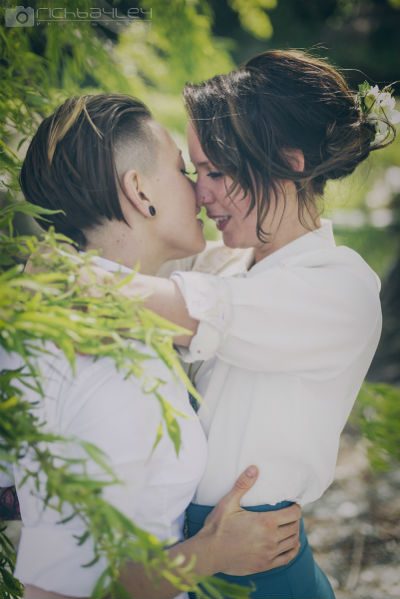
[187,500,296,522]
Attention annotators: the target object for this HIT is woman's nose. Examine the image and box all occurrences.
[195,183,214,207]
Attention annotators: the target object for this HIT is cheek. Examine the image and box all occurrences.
[230,191,253,219]
[176,180,197,219]
[230,196,259,243]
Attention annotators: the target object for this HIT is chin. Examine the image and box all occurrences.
[222,233,252,250]
[176,236,206,259]
[222,232,240,248]
[190,236,206,256]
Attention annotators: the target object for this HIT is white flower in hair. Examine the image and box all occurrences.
[357,82,400,144]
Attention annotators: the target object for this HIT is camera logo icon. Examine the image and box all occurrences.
[5,6,35,27]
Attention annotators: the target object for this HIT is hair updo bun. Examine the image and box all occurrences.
[184,49,396,241]
[312,107,377,194]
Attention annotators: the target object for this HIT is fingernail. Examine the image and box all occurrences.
[245,466,257,478]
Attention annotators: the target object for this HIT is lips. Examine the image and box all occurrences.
[209,215,231,231]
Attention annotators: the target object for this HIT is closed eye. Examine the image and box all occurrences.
[207,171,223,179]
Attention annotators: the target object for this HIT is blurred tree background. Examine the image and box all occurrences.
[1,0,399,597]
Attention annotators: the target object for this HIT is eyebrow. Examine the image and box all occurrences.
[194,160,212,168]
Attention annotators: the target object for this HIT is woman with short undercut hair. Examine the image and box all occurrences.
[9,93,302,599]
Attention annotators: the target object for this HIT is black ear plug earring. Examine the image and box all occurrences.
[149,205,156,216]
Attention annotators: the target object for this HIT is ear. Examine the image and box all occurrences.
[120,169,153,219]
[283,148,305,173]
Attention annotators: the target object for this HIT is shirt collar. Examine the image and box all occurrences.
[248,219,336,276]
[90,254,133,274]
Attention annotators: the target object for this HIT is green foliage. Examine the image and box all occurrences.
[114,0,235,131]
[234,0,400,83]
[228,0,277,39]
[353,382,400,470]
[323,122,400,215]
[0,525,24,599]
[334,225,397,279]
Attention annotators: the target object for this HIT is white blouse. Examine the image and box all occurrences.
[169,220,382,507]
[3,256,207,598]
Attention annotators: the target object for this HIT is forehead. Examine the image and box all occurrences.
[187,122,209,165]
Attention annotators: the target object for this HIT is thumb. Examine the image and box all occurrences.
[221,465,259,509]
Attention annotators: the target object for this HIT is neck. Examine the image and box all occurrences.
[254,198,320,264]
[85,221,164,275]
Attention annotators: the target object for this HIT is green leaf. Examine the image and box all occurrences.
[79,441,119,481]
[0,568,24,596]
[151,421,164,453]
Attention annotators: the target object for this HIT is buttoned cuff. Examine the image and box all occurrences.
[171,271,232,362]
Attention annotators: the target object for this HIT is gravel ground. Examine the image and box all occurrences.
[304,429,400,599]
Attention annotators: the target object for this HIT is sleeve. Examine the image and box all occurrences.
[171,258,382,373]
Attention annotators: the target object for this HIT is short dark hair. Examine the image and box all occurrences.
[184,50,395,241]
[20,94,155,247]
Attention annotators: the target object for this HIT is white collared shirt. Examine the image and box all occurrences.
[169,221,382,506]
[4,256,207,598]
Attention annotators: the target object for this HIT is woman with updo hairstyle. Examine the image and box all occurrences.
[108,50,398,598]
